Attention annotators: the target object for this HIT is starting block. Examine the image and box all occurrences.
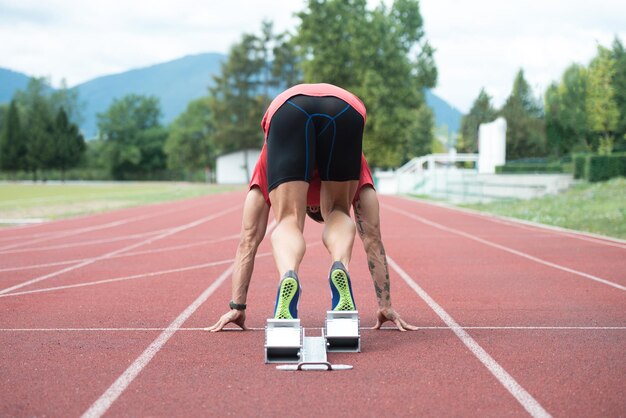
[265,310,360,371]
[264,319,302,363]
[276,330,353,371]
[325,310,360,352]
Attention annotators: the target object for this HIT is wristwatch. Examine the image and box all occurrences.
[229,300,247,311]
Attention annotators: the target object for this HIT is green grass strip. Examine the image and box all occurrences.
[461,177,626,239]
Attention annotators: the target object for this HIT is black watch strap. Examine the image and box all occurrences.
[229,300,247,311]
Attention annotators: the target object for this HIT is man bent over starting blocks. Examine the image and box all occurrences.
[207,84,416,332]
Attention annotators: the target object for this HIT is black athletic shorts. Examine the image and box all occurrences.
[266,95,364,193]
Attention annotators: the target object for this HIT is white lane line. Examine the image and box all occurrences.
[0,252,271,299]
[387,256,551,418]
[2,326,625,332]
[80,263,234,418]
[0,234,240,273]
[0,238,320,298]
[0,259,232,298]
[80,218,277,418]
[0,206,240,295]
[384,204,626,292]
[400,196,626,249]
[0,229,168,255]
[0,202,195,251]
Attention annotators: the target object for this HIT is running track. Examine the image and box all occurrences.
[0,191,624,417]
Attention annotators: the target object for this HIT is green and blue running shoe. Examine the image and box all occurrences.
[273,270,301,319]
[329,261,356,311]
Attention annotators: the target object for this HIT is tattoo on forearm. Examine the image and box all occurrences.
[374,282,383,300]
[354,201,365,237]
[368,259,375,272]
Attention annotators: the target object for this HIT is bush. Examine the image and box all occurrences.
[585,154,626,182]
[0,168,208,182]
[573,154,589,179]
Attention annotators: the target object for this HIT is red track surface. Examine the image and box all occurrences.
[0,191,624,417]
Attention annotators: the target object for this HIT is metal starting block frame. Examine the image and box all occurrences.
[325,310,360,352]
[265,311,360,371]
[264,319,303,363]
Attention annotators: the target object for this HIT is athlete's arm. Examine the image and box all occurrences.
[207,188,270,332]
[353,186,418,331]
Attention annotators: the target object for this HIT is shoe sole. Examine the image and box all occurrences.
[330,269,355,311]
[274,277,299,319]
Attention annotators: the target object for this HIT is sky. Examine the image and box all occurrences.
[1,0,625,113]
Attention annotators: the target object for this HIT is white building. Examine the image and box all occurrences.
[477,117,507,174]
[216,149,261,184]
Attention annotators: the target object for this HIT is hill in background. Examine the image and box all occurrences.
[74,53,224,137]
[0,68,30,104]
[1,53,462,139]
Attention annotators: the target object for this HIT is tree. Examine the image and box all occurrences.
[459,89,498,153]
[165,98,215,174]
[271,31,303,89]
[97,94,166,179]
[209,33,266,157]
[295,0,437,167]
[404,104,434,158]
[544,64,589,155]
[499,69,546,159]
[53,107,86,181]
[0,100,27,176]
[208,22,302,180]
[10,77,86,180]
[51,79,85,127]
[610,37,626,152]
[586,46,619,154]
[0,104,7,130]
[26,97,57,179]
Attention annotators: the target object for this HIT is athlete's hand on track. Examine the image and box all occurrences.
[372,307,418,332]
[206,309,248,332]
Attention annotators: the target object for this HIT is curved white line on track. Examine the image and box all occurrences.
[400,196,626,249]
[0,229,167,255]
[0,234,241,273]
[387,256,552,418]
[384,204,626,292]
[0,252,271,298]
[0,237,320,298]
[0,202,196,251]
[0,206,241,295]
[80,218,277,417]
[80,264,234,418]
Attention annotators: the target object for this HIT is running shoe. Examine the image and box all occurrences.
[273,270,301,319]
[329,261,356,311]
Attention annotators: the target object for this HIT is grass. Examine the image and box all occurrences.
[460,177,626,239]
[0,181,245,226]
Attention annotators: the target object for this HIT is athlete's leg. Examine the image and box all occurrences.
[269,181,309,276]
[320,180,359,267]
[315,97,363,311]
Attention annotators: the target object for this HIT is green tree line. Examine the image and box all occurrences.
[1,0,439,180]
[459,37,626,161]
[0,78,85,180]
[166,0,438,171]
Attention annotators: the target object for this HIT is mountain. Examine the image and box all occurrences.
[0,68,30,104]
[1,53,462,137]
[73,53,225,137]
[425,89,462,135]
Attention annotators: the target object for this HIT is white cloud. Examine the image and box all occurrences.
[1,0,625,113]
[420,0,626,111]
[0,0,305,86]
